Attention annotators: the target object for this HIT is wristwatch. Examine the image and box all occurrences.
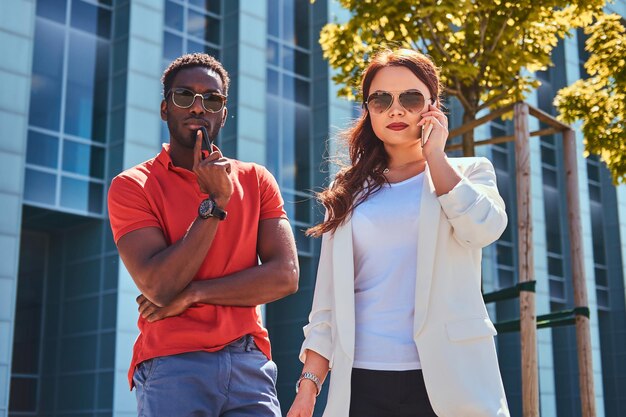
[295,371,321,396]
[198,198,227,220]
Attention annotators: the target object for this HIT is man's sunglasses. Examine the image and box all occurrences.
[364,90,433,114]
[167,88,227,113]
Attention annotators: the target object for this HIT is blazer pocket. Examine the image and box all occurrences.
[446,317,497,342]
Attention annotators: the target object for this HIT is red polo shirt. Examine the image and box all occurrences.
[107,144,287,388]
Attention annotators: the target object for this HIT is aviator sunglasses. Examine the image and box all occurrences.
[364,89,434,114]
[166,88,227,113]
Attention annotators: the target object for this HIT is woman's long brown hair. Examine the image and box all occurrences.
[306,49,441,237]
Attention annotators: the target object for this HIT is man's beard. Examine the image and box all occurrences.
[168,120,219,149]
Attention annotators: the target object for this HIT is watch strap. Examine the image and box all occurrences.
[295,371,321,396]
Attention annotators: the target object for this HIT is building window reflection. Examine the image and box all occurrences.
[266,0,312,231]
[25,0,112,217]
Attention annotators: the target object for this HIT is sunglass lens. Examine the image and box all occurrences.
[203,94,224,112]
[368,93,393,113]
[399,91,425,113]
[173,89,195,107]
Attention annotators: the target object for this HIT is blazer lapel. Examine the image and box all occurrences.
[414,166,442,335]
[332,219,356,360]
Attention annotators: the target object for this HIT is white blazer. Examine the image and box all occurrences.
[300,157,511,417]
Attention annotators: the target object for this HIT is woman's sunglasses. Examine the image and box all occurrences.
[364,89,433,114]
[167,88,227,113]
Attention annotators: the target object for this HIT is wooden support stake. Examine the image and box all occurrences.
[562,129,597,417]
[514,102,539,417]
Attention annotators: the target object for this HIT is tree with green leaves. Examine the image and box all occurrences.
[554,14,626,183]
[319,0,604,156]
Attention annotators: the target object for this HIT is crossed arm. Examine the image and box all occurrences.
[117,216,299,319]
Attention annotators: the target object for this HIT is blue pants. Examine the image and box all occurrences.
[133,335,282,417]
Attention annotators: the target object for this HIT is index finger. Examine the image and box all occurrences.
[193,130,203,166]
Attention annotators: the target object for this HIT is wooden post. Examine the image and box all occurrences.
[562,129,597,417]
[514,102,539,417]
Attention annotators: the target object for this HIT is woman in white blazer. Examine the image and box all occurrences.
[287,49,510,417]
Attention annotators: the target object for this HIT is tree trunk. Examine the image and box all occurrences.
[462,110,476,157]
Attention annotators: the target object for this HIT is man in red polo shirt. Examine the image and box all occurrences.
[108,53,298,417]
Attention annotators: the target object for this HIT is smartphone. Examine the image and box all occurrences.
[421,123,433,147]
[199,126,212,158]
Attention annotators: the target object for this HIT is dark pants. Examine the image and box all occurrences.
[349,368,438,417]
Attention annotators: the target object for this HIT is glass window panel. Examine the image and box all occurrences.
[587,161,600,182]
[188,10,220,45]
[89,182,104,213]
[188,0,221,14]
[295,106,310,191]
[596,289,609,308]
[541,144,556,167]
[164,0,184,31]
[71,0,111,38]
[549,279,565,301]
[61,176,88,210]
[36,0,67,23]
[9,377,38,412]
[62,141,105,178]
[295,197,311,225]
[295,49,309,77]
[548,255,563,277]
[542,166,557,187]
[282,73,295,101]
[268,0,279,37]
[187,40,219,58]
[97,371,114,410]
[544,190,562,253]
[281,102,295,190]
[594,266,608,287]
[61,176,99,212]
[294,0,310,48]
[282,191,295,221]
[101,293,117,329]
[267,69,279,95]
[588,183,601,202]
[497,268,514,288]
[27,130,58,168]
[57,373,96,410]
[282,46,295,72]
[295,78,309,105]
[497,244,513,266]
[163,31,183,61]
[267,40,279,66]
[591,204,606,262]
[98,331,115,368]
[282,0,295,43]
[29,19,65,130]
[295,225,312,252]
[24,169,56,205]
[492,149,508,170]
[12,302,42,374]
[266,96,279,176]
[65,33,110,141]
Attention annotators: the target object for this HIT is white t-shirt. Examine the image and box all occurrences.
[351,172,424,370]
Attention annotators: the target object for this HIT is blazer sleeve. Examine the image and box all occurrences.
[299,223,335,366]
[437,157,508,248]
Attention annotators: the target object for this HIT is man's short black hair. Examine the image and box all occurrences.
[161,53,231,98]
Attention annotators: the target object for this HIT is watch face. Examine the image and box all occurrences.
[199,198,215,218]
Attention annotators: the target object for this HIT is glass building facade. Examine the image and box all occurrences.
[0,1,625,416]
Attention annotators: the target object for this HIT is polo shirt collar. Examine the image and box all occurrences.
[156,143,175,170]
